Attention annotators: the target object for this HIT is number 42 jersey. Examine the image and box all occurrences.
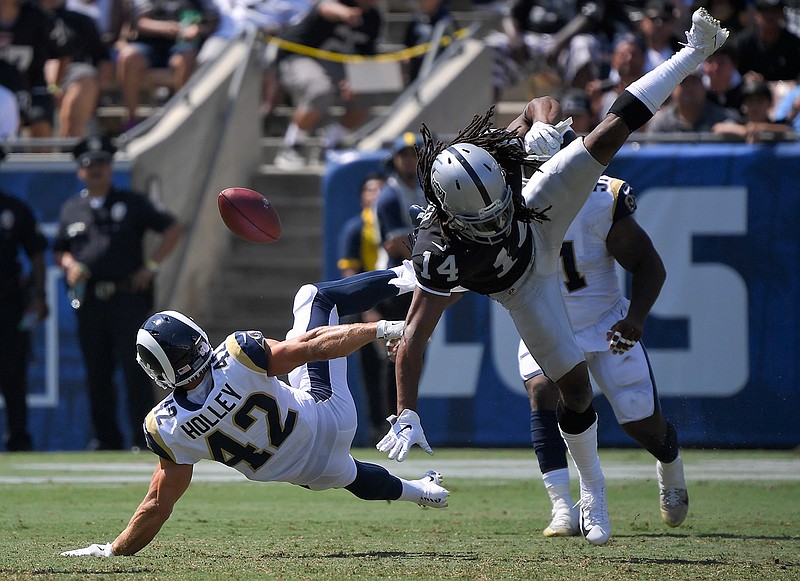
[143,331,335,488]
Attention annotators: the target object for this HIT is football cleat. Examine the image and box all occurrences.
[416,470,449,508]
[660,487,689,527]
[578,485,611,545]
[658,458,689,527]
[684,7,729,59]
[543,499,579,537]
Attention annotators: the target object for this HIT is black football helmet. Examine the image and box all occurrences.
[136,310,212,390]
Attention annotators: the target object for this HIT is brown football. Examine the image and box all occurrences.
[217,187,281,244]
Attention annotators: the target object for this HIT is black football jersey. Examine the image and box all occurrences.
[411,206,533,295]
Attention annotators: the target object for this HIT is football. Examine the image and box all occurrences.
[217,187,281,244]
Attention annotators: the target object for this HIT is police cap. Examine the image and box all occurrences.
[73,136,117,167]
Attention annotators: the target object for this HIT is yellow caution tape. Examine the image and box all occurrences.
[264,27,472,63]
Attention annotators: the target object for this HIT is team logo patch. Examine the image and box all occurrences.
[110,202,127,222]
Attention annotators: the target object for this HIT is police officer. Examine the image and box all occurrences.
[0,151,48,451]
[53,136,183,450]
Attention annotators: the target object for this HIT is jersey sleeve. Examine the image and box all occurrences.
[143,410,178,463]
[336,216,363,273]
[226,331,271,373]
[608,177,636,224]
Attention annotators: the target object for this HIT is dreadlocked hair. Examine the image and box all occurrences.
[416,106,550,238]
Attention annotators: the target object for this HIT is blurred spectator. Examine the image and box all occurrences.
[487,0,623,100]
[195,0,313,121]
[66,0,132,49]
[273,0,383,169]
[703,42,744,115]
[646,67,739,133]
[773,75,800,131]
[712,79,795,141]
[53,136,183,450]
[116,0,219,130]
[66,0,133,98]
[375,132,425,270]
[0,83,19,138]
[587,33,647,123]
[639,0,683,71]
[731,0,800,81]
[337,171,390,444]
[560,87,595,133]
[41,0,112,137]
[0,162,48,452]
[401,0,458,84]
[0,0,68,138]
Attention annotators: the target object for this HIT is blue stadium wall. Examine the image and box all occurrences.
[322,143,800,449]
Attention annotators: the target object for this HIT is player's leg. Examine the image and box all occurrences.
[585,8,729,166]
[519,341,578,536]
[590,344,688,527]
[495,275,608,545]
[344,459,449,508]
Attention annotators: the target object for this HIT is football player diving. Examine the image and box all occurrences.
[377,8,728,546]
[61,268,448,557]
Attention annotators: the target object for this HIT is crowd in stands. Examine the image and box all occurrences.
[0,0,798,145]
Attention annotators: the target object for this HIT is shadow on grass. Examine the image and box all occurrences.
[263,551,479,560]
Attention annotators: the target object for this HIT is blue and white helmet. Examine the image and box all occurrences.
[430,143,514,244]
[136,310,212,390]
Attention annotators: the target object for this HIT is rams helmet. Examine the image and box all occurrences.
[430,143,514,244]
[136,310,212,390]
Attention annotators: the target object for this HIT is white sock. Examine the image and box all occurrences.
[626,46,706,114]
[398,478,425,503]
[323,122,347,149]
[543,467,573,506]
[284,122,307,148]
[657,455,686,489]
[560,419,604,489]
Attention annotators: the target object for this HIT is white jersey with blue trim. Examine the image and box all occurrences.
[144,331,324,485]
[558,175,636,332]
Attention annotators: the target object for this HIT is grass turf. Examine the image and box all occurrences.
[0,448,798,580]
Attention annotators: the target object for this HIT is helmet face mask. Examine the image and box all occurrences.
[136,310,212,390]
[430,143,514,244]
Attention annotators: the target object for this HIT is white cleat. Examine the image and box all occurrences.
[416,470,450,508]
[578,485,611,546]
[658,459,689,527]
[684,7,730,58]
[543,499,579,537]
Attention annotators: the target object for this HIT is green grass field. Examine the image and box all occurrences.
[0,448,798,580]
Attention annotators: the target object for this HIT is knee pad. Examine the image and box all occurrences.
[612,389,655,424]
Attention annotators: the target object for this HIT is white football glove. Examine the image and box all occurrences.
[524,117,574,162]
[60,542,114,557]
[376,409,433,462]
[608,330,637,355]
[388,260,418,295]
[376,320,404,340]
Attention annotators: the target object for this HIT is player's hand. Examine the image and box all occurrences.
[524,122,563,158]
[607,319,643,355]
[60,543,114,557]
[376,320,404,340]
[376,409,433,462]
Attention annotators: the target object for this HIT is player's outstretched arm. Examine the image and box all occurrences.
[61,459,193,557]
[606,215,666,350]
[268,320,404,376]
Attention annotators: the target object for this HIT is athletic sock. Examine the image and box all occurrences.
[543,467,573,506]
[560,417,604,489]
[626,46,707,115]
[657,455,686,489]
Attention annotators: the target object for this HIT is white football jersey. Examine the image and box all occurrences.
[558,175,636,333]
[144,331,338,487]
